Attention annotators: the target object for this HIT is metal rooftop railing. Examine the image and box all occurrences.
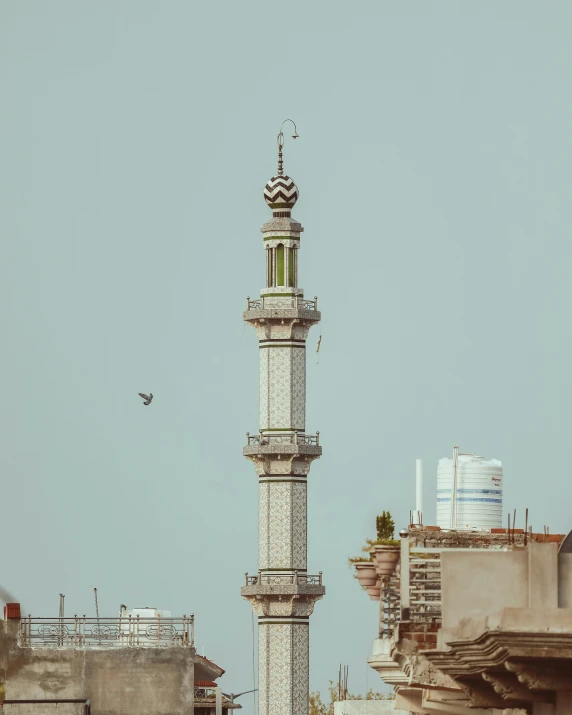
[18,615,194,649]
[246,432,319,447]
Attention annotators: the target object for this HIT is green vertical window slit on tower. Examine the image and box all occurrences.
[277,244,285,286]
[288,248,294,286]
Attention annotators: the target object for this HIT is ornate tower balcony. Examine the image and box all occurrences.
[243,432,321,477]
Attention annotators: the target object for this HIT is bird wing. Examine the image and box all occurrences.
[138,393,149,400]
[149,393,153,399]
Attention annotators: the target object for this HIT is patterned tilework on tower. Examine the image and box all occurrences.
[241,124,325,715]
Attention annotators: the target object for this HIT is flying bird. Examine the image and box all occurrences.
[138,392,153,406]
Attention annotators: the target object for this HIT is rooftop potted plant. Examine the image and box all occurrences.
[348,549,378,588]
[365,578,382,601]
[370,511,400,576]
[349,510,400,586]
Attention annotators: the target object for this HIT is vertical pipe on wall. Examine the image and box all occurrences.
[400,537,410,621]
[415,459,423,523]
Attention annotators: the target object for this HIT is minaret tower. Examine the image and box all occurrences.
[241,120,325,715]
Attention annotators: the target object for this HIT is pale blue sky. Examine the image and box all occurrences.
[2,0,572,702]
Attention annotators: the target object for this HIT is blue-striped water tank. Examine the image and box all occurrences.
[436,454,503,530]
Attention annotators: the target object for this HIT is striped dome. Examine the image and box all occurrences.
[263,175,299,208]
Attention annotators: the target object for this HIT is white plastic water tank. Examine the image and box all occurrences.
[124,607,172,619]
[436,454,503,530]
[118,606,173,645]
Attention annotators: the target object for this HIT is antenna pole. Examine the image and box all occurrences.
[94,588,100,626]
[58,594,65,647]
[415,459,423,524]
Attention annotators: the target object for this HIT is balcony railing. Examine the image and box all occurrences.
[246,432,320,447]
[246,296,318,311]
[18,615,194,649]
[380,575,400,639]
[244,572,323,586]
[378,549,442,638]
[409,554,441,622]
[194,686,219,699]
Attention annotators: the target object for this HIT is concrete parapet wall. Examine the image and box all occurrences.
[409,526,565,550]
[0,622,195,715]
[440,550,529,632]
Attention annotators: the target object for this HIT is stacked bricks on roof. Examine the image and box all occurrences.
[3,604,20,620]
[408,527,565,549]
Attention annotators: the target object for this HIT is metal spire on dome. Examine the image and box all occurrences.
[264,120,300,218]
[277,119,299,176]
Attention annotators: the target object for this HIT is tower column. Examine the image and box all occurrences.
[241,123,324,715]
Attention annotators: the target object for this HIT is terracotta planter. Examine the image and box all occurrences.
[366,579,381,601]
[371,545,400,576]
[354,562,378,587]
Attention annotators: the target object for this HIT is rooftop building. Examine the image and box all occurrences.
[0,604,238,715]
[356,526,571,715]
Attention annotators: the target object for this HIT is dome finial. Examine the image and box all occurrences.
[277,119,299,176]
[264,120,300,218]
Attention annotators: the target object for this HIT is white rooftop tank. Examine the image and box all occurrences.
[436,452,503,530]
[123,606,172,619]
[118,606,173,646]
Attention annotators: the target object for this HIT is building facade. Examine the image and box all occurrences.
[361,527,572,715]
[0,608,196,715]
[0,605,236,715]
[241,127,325,715]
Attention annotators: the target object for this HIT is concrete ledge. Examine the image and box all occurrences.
[243,309,321,323]
[243,444,322,458]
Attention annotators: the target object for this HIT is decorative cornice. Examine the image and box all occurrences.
[244,444,321,457]
[263,234,301,241]
[261,218,303,233]
[241,585,325,618]
[422,628,572,707]
[455,678,517,710]
[481,672,551,704]
[241,584,325,597]
[504,659,572,692]
[367,638,411,687]
[243,308,321,324]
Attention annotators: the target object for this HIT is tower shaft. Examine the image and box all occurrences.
[241,189,324,715]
